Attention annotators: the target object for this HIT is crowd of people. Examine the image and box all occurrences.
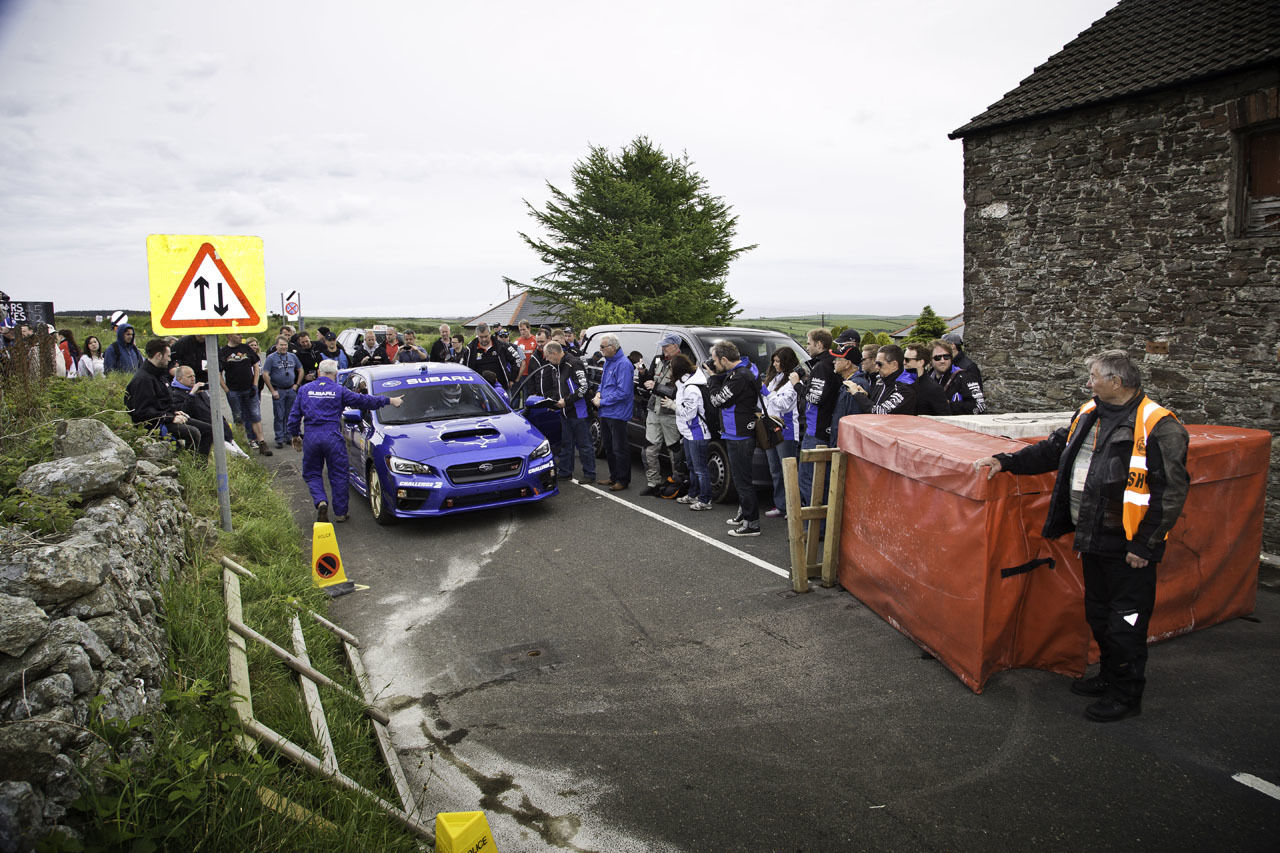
[0,322,113,379]
[593,327,988,538]
[31,318,988,525]
[96,319,592,459]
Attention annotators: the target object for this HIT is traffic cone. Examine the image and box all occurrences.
[312,522,355,597]
[435,811,496,853]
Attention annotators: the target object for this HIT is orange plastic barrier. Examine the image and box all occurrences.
[835,416,1270,693]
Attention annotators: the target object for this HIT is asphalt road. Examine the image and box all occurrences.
[254,440,1280,853]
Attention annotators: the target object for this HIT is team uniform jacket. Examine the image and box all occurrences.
[287,376,389,437]
[675,370,710,441]
[762,373,800,441]
[994,393,1189,561]
[556,354,592,419]
[801,351,840,442]
[902,370,948,415]
[930,365,986,415]
[466,339,519,387]
[707,362,759,440]
[868,368,917,415]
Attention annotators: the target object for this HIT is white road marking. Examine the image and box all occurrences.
[580,482,790,579]
[1232,772,1280,802]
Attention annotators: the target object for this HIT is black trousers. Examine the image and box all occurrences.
[1081,551,1157,701]
[600,417,630,485]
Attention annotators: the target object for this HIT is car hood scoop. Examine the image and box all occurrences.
[440,426,501,441]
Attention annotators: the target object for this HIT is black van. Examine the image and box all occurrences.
[579,324,808,503]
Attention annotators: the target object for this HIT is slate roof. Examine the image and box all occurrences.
[950,0,1280,138]
[462,290,570,329]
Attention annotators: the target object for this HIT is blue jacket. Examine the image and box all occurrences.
[103,324,142,374]
[597,350,634,420]
[287,376,389,438]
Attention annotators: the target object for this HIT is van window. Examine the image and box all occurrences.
[695,331,806,377]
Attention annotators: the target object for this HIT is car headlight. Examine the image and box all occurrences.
[529,440,551,460]
[388,455,437,476]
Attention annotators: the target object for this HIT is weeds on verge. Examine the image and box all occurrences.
[2,357,420,851]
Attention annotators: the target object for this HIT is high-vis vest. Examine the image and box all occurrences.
[1067,395,1178,540]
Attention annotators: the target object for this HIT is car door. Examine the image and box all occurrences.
[341,372,371,488]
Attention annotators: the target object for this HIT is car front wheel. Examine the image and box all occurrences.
[707,441,736,504]
[368,464,397,525]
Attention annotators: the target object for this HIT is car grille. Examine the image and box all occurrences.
[446,487,533,508]
[447,457,523,484]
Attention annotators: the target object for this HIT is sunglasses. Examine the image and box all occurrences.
[874,361,886,368]
[933,354,952,361]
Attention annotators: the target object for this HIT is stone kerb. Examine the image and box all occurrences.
[0,418,192,847]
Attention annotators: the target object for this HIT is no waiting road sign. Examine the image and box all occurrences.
[147,235,267,334]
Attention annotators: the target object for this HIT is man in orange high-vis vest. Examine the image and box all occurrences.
[973,350,1188,722]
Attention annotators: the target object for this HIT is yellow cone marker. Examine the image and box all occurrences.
[312,522,355,597]
[435,811,496,853]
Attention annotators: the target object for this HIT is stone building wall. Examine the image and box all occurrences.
[0,419,192,847]
[960,67,1280,552]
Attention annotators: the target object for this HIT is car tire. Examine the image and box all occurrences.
[707,441,736,504]
[590,417,605,459]
[367,464,397,525]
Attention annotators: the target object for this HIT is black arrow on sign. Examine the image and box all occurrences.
[213,280,229,316]
[193,276,210,311]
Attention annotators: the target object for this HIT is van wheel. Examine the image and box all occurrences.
[707,441,736,504]
[368,465,397,525]
[590,417,605,458]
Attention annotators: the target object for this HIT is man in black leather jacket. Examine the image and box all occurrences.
[974,350,1189,722]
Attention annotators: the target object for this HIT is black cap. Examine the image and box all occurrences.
[835,328,861,346]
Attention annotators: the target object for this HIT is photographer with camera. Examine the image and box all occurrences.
[639,334,685,498]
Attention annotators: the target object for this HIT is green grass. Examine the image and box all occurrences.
[1,355,426,850]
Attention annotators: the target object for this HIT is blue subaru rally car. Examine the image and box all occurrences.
[338,363,561,524]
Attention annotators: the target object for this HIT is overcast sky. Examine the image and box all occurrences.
[0,0,1117,321]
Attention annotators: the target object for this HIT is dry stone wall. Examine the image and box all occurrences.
[0,419,191,849]
[959,68,1280,551]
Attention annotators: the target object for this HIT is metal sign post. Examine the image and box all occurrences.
[205,334,233,532]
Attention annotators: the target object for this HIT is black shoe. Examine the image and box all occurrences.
[639,484,660,496]
[1070,675,1110,697]
[1085,697,1141,722]
[333,514,348,523]
[727,522,761,537]
[316,502,329,523]
[275,441,285,449]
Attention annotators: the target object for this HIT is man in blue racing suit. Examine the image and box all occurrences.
[287,359,403,522]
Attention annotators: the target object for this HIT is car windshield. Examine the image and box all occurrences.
[693,331,808,376]
[378,381,510,425]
